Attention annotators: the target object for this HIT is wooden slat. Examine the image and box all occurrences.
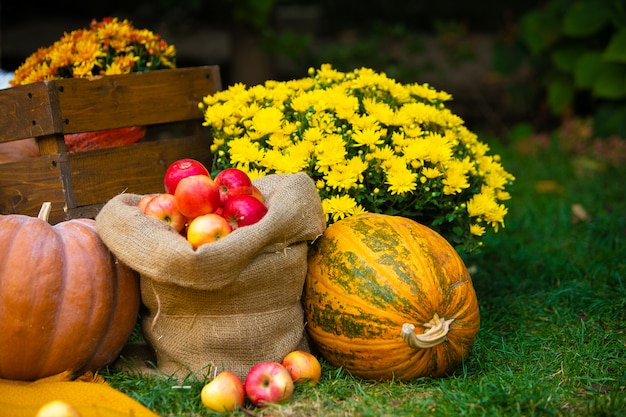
[0,135,213,224]
[0,82,62,143]
[0,66,220,142]
[0,155,68,223]
[0,66,221,223]
[68,134,213,208]
[56,66,221,134]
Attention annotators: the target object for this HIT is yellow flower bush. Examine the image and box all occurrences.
[200,64,515,252]
[10,17,176,86]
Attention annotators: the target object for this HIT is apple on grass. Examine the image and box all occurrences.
[214,167,254,205]
[200,371,245,413]
[282,350,322,385]
[221,194,268,230]
[186,213,232,249]
[244,362,294,407]
[174,174,221,219]
[143,193,187,232]
[163,158,210,194]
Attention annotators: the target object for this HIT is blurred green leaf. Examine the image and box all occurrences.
[563,1,611,37]
[594,102,626,136]
[574,52,604,88]
[593,63,626,99]
[548,76,574,114]
[492,40,525,75]
[551,44,585,73]
[609,3,626,28]
[603,29,626,63]
[509,122,535,142]
[519,9,561,55]
[232,0,276,29]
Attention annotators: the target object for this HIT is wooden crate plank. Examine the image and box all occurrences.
[0,155,68,224]
[65,202,107,220]
[0,66,222,223]
[56,66,221,133]
[68,135,213,208]
[0,82,62,143]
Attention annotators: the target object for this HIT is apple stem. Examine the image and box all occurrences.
[37,202,52,223]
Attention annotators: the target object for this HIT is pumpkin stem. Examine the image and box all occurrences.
[38,202,52,222]
[401,313,455,349]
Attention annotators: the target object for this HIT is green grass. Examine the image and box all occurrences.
[101,134,626,416]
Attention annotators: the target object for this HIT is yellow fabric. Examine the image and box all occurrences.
[0,371,161,417]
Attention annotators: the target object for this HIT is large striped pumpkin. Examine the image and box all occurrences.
[303,213,480,380]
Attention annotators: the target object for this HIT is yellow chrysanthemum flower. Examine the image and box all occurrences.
[10,17,176,86]
[227,137,265,167]
[422,167,443,179]
[352,127,384,148]
[201,64,514,252]
[324,156,368,191]
[322,194,361,223]
[250,107,284,137]
[314,133,348,172]
[442,159,471,195]
[466,191,508,231]
[385,161,418,195]
[470,224,486,236]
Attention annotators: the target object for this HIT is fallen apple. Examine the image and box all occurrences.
[221,194,268,229]
[143,193,187,232]
[244,361,294,407]
[214,167,254,206]
[174,174,221,219]
[282,350,322,385]
[200,371,245,413]
[186,213,232,248]
[164,158,210,194]
[36,400,81,417]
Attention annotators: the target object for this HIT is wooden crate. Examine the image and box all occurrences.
[0,66,221,224]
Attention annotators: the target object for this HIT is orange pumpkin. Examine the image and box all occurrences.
[303,213,480,380]
[0,203,140,381]
[0,138,40,164]
[64,126,146,152]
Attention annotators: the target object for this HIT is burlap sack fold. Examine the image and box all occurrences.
[96,172,326,380]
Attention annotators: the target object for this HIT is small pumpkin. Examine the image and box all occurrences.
[0,203,140,381]
[0,138,40,164]
[303,213,480,380]
[64,126,146,152]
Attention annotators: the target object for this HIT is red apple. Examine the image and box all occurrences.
[36,400,81,417]
[282,350,322,385]
[137,193,158,213]
[221,194,268,229]
[186,213,232,248]
[214,167,254,205]
[244,362,294,407]
[164,158,210,194]
[143,193,187,232]
[174,174,221,219]
[251,185,265,204]
[200,371,245,413]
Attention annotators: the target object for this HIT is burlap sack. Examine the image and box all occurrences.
[96,172,326,380]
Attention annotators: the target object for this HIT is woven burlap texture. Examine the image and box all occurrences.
[96,172,326,380]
